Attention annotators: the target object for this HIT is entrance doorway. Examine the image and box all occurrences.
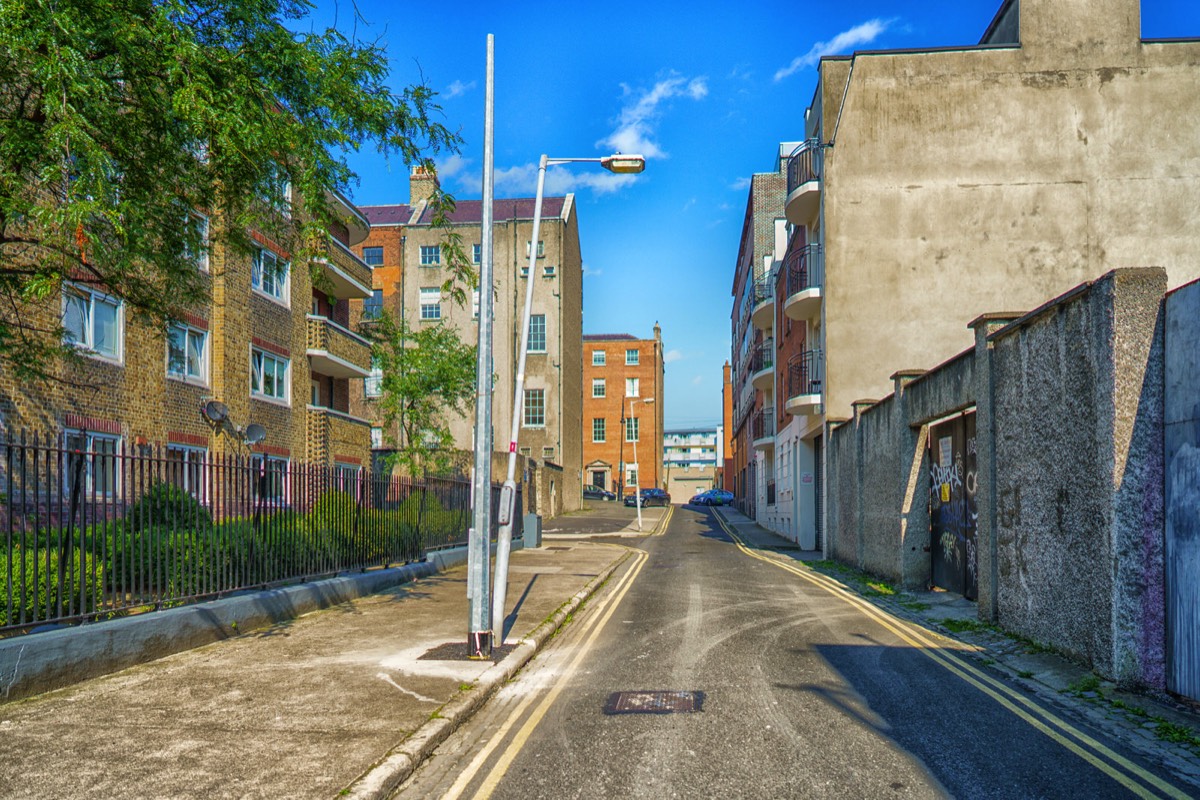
[928,412,978,599]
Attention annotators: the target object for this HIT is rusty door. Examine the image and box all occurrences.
[928,412,978,599]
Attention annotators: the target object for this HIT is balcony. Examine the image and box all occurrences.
[307,405,372,465]
[307,314,371,379]
[784,244,823,321]
[750,277,774,332]
[752,407,775,451]
[785,350,823,417]
[750,339,774,393]
[313,235,373,300]
[785,139,822,226]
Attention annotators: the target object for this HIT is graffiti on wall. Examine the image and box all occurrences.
[929,415,978,599]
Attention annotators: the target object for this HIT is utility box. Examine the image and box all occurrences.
[523,513,542,548]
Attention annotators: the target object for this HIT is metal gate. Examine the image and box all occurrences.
[813,434,823,552]
[928,412,978,599]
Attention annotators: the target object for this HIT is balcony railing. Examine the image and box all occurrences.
[787,350,823,405]
[314,235,373,300]
[752,407,776,443]
[787,139,822,195]
[750,339,775,375]
[307,315,371,379]
[786,244,823,297]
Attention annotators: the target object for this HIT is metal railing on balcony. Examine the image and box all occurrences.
[786,244,824,297]
[750,339,775,375]
[752,407,776,442]
[787,139,822,195]
[787,350,823,399]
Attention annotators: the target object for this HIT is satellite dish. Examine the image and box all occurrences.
[243,423,266,445]
[201,400,229,424]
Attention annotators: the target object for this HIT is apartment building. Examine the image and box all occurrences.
[0,192,376,481]
[663,427,718,501]
[581,329,665,497]
[354,167,584,511]
[719,361,733,492]
[736,0,1200,554]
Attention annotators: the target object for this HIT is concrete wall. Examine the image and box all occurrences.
[1165,277,1200,699]
[825,268,1171,688]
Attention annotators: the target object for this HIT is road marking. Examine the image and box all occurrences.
[439,546,650,800]
[713,513,1191,800]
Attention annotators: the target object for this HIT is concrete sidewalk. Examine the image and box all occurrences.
[713,505,1200,787]
[0,539,633,799]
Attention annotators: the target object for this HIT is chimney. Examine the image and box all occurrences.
[409,164,440,207]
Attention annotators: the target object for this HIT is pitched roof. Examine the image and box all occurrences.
[583,334,639,341]
[359,205,412,226]
[411,197,567,225]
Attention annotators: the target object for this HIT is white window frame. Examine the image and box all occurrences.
[592,418,606,443]
[251,246,290,304]
[419,245,441,266]
[64,429,121,497]
[542,447,555,460]
[625,417,640,443]
[419,287,441,320]
[62,284,123,362]
[626,348,639,365]
[166,443,208,502]
[250,454,289,504]
[250,347,290,403]
[364,357,383,398]
[592,378,606,398]
[472,244,482,265]
[525,240,545,258]
[528,314,546,353]
[523,389,545,428]
[543,265,556,277]
[472,289,480,320]
[592,350,606,367]
[186,213,209,272]
[625,466,638,487]
[166,321,208,384]
[626,377,640,398]
[370,427,383,449]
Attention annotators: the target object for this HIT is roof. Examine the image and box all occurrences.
[360,197,569,227]
[583,334,639,342]
[360,205,412,226]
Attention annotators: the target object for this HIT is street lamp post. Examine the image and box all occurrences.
[492,152,645,638]
[629,396,654,531]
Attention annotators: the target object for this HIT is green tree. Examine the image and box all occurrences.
[0,0,460,379]
[370,308,476,475]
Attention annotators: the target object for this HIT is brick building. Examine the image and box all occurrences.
[0,191,376,483]
[352,167,584,512]
[581,328,665,497]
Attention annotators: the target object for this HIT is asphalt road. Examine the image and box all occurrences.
[395,505,1194,799]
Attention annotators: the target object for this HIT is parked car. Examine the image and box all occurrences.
[583,486,616,501]
[690,489,733,506]
[624,487,671,507]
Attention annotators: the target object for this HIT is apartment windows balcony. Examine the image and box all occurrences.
[751,407,775,451]
[750,339,774,393]
[785,139,822,226]
[784,244,823,321]
[750,278,774,332]
[785,349,823,416]
[306,314,371,379]
[313,235,373,300]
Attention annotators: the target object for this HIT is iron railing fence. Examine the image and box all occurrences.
[787,139,822,195]
[788,349,824,400]
[785,244,824,298]
[0,432,518,634]
[752,407,776,442]
[750,339,775,376]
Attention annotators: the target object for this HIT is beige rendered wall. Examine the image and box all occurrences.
[818,1,1200,418]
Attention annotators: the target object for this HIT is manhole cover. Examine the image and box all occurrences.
[418,642,516,662]
[603,690,705,715]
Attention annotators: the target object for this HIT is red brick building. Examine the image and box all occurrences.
[581,327,664,497]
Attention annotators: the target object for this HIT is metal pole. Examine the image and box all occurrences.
[492,154,548,636]
[632,398,643,531]
[467,34,495,659]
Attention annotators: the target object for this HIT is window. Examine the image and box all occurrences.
[526,240,545,258]
[186,214,209,271]
[592,378,605,398]
[523,389,545,428]
[472,244,482,265]
[625,467,638,488]
[333,462,360,492]
[260,163,292,217]
[419,287,441,320]
[592,418,606,443]
[543,265,556,278]
[250,454,289,502]
[167,322,207,383]
[520,265,530,278]
[625,417,639,442]
[592,350,606,367]
[472,290,480,320]
[63,285,122,360]
[364,357,383,398]
[626,348,639,365]
[251,348,290,402]
[543,447,555,461]
[419,245,441,266]
[64,430,120,497]
[518,447,531,457]
[166,444,207,501]
[370,427,383,449]
[363,289,383,320]
[528,314,546,353]
[362,246,384,266]
[625,377,640,398]
[251,247,289,302]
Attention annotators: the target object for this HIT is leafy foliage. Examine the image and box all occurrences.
[0,0,459,379]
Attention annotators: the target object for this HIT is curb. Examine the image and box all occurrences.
[342,547,633,799]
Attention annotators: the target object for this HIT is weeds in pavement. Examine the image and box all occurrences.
[1153,721,1200,751]
[979,658,995,667]
[1066,674,1102,695]
[898,599,932,612]
[864,581,896,597]
[1111,698,1149,717]
[940,618,990,634]
[458,683,474,692]
[1017,670,1035,679]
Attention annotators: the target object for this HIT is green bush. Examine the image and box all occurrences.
[0,547,104,626]
[125,482,212,532]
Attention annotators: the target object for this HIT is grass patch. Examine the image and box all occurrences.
[1111,698,1149,717]
[1067,674,1102,694]
[458,682,474,692]
[898,599,932,612]
[940,617,989,634]
[864,581,896,597]
[1017,670,1035,679]
[1154,721,1200,749]
[979,658,995,667]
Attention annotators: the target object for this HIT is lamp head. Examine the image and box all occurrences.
[601,154,646,174]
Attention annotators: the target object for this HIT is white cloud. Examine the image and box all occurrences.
[691,375,703,386]
[444,80,476,99]
[597,74,708,160]
[664,349,683,364]
[730,176,751,191]
[491,162,637,198]
[774,19,892,82]
[582,263,603,278]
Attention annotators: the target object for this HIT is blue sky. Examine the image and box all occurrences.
[306,0,1200,429]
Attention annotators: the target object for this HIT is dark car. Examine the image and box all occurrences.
[624,487,671,507]
[583,486,616,502]
[690,489,733,506]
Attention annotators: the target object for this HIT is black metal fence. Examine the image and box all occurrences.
[0,432,518,634]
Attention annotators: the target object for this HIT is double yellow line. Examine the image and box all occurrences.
[444,545,649,800]
[714,513,1190,800]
